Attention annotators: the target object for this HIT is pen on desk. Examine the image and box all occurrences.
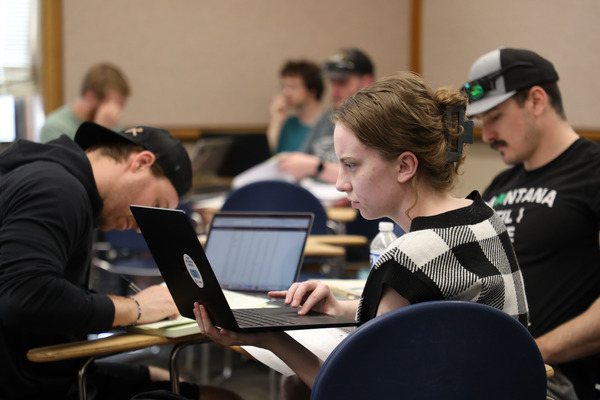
[120,275,142,293]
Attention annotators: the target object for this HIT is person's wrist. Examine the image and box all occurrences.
[130,296,142,325]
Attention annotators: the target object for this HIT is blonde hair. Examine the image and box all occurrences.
[333,71,469,194]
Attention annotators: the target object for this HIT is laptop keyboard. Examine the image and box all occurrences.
[233,309,303,327]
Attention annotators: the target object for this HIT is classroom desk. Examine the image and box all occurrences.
[27,323,555,400]
[27,332,207,363]
[326,206,356,223]
[27,332,208,400]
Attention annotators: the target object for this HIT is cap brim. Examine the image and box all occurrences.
[467,91,515,116]
[74,121,131,150]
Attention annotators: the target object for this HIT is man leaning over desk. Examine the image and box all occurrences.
[0,122,241,400]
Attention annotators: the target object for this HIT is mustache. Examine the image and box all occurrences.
[489,140,508,151]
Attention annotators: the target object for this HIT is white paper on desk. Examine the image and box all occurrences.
[300,179,347,205]
[223,289,277,309]
[193,194,226,210]
[242,327,352,376]
[231,157,295,189]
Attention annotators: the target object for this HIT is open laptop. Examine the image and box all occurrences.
[130,205,360,332]
[204,212,308,293]
[190,137,233,177]
[200,131,272,177]
[190,137,234,197]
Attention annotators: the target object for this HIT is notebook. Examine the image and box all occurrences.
[130,205,360,332]
[204,212,309,292]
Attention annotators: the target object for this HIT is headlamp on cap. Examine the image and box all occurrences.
[462,62,534,102]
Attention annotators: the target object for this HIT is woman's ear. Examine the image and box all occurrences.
[396,151,418,184]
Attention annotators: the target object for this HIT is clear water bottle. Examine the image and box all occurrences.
[369,221,397,268]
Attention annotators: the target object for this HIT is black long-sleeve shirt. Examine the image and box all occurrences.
[0,136,114,399]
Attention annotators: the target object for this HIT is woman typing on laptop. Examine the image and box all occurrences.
[193,71,529,398]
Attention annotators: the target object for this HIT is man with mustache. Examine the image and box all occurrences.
[463,48,600,400]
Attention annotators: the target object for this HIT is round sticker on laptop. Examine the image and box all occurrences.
[183,254,204,288]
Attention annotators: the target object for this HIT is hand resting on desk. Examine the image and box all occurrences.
[108,285,179,327]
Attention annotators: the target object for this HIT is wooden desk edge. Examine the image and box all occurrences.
[325,207,356,222]
[27,333,207,362]
[309,235,368,246]
[304,239,345,257]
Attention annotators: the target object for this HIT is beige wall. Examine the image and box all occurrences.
[422,0,600,130]
[62,0,411,127]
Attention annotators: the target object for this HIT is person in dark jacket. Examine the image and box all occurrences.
[0,122,242,400]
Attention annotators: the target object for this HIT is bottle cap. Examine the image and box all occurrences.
[379,222,394,232]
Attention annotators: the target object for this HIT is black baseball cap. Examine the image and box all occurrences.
[322,48,374,78]
[464,48,559,115]
[74,122,192,197]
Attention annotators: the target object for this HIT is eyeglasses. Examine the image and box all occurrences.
[462,62,533,102]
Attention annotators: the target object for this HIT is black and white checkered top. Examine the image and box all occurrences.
[357,191,529,327]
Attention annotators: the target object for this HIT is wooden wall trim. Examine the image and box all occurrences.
[163,125,268,141]
[410,0,422,74]
[168,125,600,144]
[473,128,600,143]
[41,0,63,115]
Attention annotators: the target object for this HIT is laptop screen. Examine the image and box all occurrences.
[205,212,312,291]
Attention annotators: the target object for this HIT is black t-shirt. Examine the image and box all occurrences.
[483,137,600,399]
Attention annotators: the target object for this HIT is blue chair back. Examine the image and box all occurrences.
[96,202,196,274]
[221,180,328,234]
[311,301,547,400]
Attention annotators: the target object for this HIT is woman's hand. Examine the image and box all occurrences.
[269,280,340,316]
[193,302,267,347]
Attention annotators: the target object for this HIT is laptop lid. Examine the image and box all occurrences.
[191,137,233,177]
[200,132,272,177]
[130,205,359,332]
[204,212,311,292]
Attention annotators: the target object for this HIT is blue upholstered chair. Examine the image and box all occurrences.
[311,301,547,400]
[221,180,329,235]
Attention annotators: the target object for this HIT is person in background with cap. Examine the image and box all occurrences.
[463,47,600,400]
[276,48,375,184]
[0,122,242,400]
[40,63,131,143]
